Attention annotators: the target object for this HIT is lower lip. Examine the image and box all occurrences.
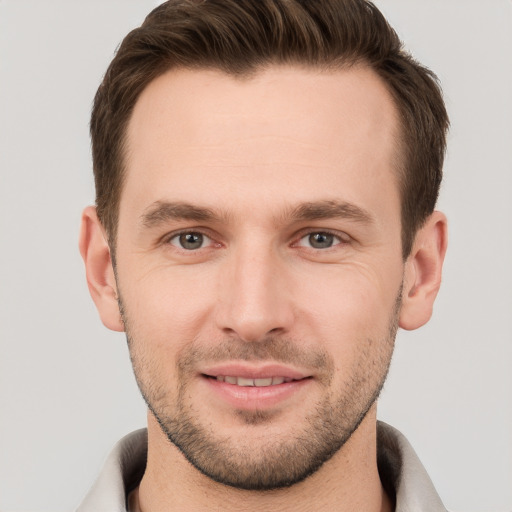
[202,376,312,410]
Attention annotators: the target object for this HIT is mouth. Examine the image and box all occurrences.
[205,375,306,387]
[200,364,313,410]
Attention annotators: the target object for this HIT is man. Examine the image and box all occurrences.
[78,0,448,510]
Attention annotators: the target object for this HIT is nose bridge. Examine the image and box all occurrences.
[216,236,293,341]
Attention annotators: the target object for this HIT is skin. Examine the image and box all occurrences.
[80,65,447,511]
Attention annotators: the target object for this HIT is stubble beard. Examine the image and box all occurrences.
[121,293,400,491]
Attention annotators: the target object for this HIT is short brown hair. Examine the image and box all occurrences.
[91,0,448,257]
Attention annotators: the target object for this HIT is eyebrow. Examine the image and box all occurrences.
[140,199,373,229]
[286,200,374,225]
[141,201,222,228]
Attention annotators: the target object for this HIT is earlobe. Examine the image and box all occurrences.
[79,206,124,332]
[399,211,448,331]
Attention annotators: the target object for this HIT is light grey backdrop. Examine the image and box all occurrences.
[1,1,511,511]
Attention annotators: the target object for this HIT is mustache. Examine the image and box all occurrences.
[176,336,334,378]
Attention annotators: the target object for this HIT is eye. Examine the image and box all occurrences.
[297,232,343,249]
[169,232,212,250]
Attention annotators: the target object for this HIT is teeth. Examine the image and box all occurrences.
[216,376,294,387]
[254,378,273,386]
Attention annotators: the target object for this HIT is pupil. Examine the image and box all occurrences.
[180,233,203,250]
[309,232,333,248]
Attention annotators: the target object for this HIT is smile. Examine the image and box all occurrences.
[214,376,297,386]
[200,364,313,409]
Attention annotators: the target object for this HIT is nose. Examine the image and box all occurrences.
[215,242,295,342]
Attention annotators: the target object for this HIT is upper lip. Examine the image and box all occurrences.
[201,363,311,380]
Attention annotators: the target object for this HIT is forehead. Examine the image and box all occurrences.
[122,65,401,223]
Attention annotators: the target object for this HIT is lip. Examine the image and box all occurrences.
[199,363,313,410]
[201,363,310,381]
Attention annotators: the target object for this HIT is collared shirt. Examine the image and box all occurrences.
[76,422,447,511]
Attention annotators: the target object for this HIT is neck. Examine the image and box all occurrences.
[136,407,393,512]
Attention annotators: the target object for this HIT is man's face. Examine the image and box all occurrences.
[115,66,404,489]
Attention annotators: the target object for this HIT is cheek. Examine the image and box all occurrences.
[295,263,401,371]
[302,265,399,330]
[119,264,217,351]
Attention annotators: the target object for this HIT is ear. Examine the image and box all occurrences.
[399,211,448,330]
[79,206,124,332]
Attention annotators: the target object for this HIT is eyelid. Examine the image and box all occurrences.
[293,229,351,248]
[159,227,351,251]
[161,228,221,249]
[170,232,211,249]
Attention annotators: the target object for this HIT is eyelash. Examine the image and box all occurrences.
[164,230,218,251]
[162,228,350,252]
[294,230,349,250]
